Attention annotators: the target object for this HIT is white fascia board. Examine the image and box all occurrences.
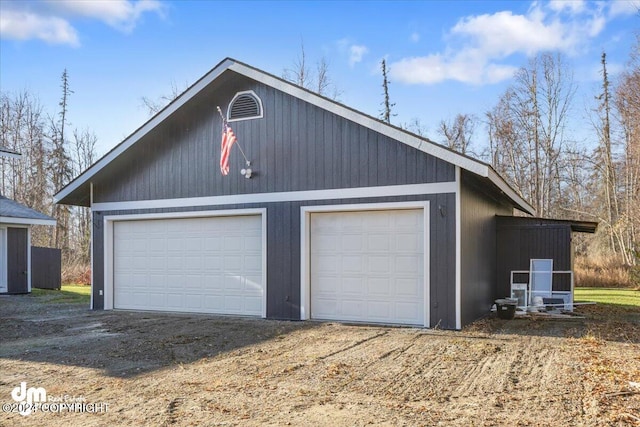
[487,169,535,215]
[54,59,236,204]
[92,182,456,212]
[231,63,489,177]
[0,217,56,227]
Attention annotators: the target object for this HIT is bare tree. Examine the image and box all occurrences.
[49,69,74,252]
[613,40,640,266]
[283,41,340,99]
[380,59,395,124]
[403,117,429,137]
[69,128,97,264]
[140,80,187,116]
[0,90,52,246]
[486,53,575,217]
[439,114,476,155]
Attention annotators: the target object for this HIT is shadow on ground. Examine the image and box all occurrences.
[1,292,638,382]
[0,293,315,378]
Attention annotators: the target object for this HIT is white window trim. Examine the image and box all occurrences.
[227,90,263,122]
[299,201,431,327]
[102,208,268,317]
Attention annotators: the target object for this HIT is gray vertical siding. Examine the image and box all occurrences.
[90,193,457,328]
[496,217,572,298]
[92,72,454,204]
[459,172,513,327]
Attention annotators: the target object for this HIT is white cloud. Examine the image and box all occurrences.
[0,9,79,46]
[0,0,164,46]
[349,44,368,67]
[410,32,420,43]
[548,0,586,14]
[451,10,572,57]
[49,0,165,33]
[608,0,639,17]
[390,1,628,86]
[391,52,517,85]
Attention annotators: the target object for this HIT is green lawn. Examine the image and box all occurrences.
[574,287,640,307]
[32,284,91,304]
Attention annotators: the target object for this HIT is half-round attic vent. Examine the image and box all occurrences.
[227,91,263,122]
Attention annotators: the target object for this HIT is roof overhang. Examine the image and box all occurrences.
[496,215,598,233]
[0,216,56,227]
[54,58,536,215]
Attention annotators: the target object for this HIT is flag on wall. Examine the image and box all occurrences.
[220,120,237,176]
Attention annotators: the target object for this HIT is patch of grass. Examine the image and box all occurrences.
[31,285,90,304]
[575,287,640,307]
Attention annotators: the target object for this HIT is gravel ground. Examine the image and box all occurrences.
[0,291,638,426]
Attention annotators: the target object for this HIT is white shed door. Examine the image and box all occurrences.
[310,209,425,326]
[113,215,263,316]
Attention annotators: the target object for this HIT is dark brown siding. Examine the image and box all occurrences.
[496,217,572,299]
[460,172,513,327]
[91,193,458,329]
[31,247,61,290]
[7,227,28,294]
[92,71,454,204]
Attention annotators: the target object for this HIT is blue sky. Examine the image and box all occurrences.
[1,0,638,157]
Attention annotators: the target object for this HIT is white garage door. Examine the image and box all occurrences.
[113,215,263,316]
[310,209,425,326]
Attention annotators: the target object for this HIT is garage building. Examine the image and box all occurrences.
[55,58,537,329]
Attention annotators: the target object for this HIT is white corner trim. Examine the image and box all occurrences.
[0,217,56,227]
[102,208,268,318]
[299,201,431,327]
[93,182,456,212]
[90,182,94,310]
[27,226,32,293]
[455,167,462,330]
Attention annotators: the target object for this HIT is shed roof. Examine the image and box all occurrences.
[496,215,598,233]
[54,58,535,215]
[0,195,56,226]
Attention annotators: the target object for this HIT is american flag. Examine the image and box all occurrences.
[220,120,237,176]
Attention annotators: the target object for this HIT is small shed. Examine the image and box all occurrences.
[0,195,57,294]
[495,216,597,304]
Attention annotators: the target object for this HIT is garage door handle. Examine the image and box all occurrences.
[22,271,28,275]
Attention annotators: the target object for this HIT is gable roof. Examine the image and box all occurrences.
[0,195,56,226]
[54,58,535,215]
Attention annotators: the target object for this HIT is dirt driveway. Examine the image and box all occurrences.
[1,292,639,426]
